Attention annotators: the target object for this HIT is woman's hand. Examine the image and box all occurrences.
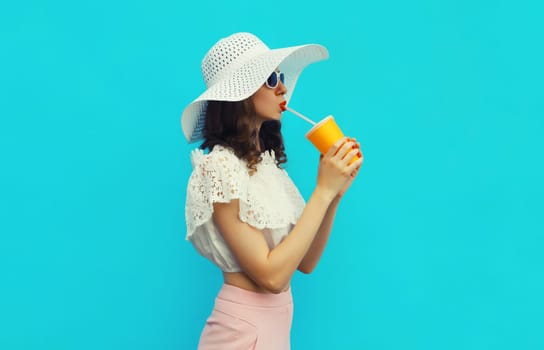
[337,138,363,198]
[315,137,363,202]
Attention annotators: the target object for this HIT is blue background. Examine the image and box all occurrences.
[1,0,543,349]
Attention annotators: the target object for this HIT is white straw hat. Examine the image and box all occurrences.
[181,32,329,143]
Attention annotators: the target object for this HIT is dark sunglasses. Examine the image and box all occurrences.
[265,71,285,89]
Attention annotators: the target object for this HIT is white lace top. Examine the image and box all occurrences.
[185,145,306,272]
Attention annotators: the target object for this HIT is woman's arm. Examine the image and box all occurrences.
[213,139,361,293]
[298,141,363,274]
[297,196,340,274]
[213,188,334,293]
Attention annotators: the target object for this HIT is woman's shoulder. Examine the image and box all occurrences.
[190,145,245,172]
[187,145,249,198]
[209,144,238,160]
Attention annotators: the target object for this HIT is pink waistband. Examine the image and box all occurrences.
[217,283,292,307]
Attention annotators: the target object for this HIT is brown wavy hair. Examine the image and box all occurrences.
[200,98,287,173]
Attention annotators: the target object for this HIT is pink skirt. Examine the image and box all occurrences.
[198,284,293,350]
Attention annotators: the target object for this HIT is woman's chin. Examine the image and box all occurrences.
[258,112,282,123]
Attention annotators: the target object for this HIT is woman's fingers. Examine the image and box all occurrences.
[324,137,349,158]
[342,148,360,166]
[343,137,362,165]
[323,137,364,169]
[346,152,364,173]
[323,136,363,170]
[333,140,356,161]
[317,137,364,197]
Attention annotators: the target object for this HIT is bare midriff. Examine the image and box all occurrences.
[223,271,290,293]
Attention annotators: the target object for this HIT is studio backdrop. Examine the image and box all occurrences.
[1,0,543,349]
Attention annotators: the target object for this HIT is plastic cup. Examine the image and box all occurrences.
[305,115,360,163]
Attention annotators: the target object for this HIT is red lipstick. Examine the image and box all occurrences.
[280,101,287,111]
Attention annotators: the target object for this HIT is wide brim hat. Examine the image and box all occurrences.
[181,32,329,143]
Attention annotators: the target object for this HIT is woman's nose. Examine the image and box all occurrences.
[276,81,287,95]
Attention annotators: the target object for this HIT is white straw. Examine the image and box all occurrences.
[285,106,316,125]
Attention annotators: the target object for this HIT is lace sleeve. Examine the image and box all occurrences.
[185,148,248,239]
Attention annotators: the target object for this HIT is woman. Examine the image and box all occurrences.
[181,32,363,350]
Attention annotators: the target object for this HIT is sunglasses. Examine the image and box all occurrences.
[265,71,285,89]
